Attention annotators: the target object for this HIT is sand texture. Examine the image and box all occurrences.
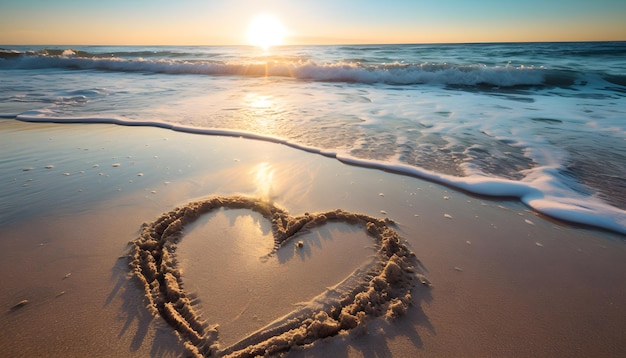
[130,195,426,357]
[1,120,626,357]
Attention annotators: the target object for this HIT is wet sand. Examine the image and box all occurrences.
[1,120,625,357]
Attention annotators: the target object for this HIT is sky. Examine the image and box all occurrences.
[0,0,625,46]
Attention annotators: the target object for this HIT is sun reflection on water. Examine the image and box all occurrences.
[243,93,280,130]
[245,93,273,109]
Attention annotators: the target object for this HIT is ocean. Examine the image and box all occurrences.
[1,42,625,234]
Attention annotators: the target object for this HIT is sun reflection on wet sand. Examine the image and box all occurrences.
[252,162,275,201]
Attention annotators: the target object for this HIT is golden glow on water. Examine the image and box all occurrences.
[243,92,282,131]
[245,93,273,109]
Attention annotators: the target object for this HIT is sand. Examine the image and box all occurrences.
[130,195,422,357]
[1,119,626,357]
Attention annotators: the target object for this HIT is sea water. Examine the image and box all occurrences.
[1,42,625,234]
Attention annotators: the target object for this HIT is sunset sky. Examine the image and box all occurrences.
[1,0,625,46]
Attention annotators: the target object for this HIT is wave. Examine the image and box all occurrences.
[0,48,556,87]
[10,112,626,236]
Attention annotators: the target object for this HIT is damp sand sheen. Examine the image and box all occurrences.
[177,209,380,346]
[1,121,626,357]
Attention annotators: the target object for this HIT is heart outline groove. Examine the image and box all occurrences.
[129,195,428,357]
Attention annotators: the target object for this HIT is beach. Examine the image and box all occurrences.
[2,120,625,357]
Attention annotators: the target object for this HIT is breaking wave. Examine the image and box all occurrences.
[0,48,555,87]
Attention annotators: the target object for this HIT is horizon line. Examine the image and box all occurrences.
[2,39,626,48]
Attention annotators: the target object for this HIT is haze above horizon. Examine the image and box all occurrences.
[1,0,625,46]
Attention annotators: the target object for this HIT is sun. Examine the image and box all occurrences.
[247,14,286,50]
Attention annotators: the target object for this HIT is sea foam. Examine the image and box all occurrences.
[14,113,626,235]
[0,50,548,87]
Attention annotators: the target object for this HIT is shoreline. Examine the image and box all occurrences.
[1,120,625,357]
[8,115,626,236]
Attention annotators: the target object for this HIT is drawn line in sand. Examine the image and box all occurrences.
[129,195,429,357]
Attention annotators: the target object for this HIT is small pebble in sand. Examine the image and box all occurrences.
[11,300,29,310]
[111,163,121,167]
[535,242,544,247]
[379,193,384,197]
[137,173,144,176]
[150,190,157,194]
[444,213,453,219]
[466,241,472,245]
[454,267,463,272]
[22,167,34,171]
[64,273,71,279]
[63,172,70,176]
[295,240,304,248]
[92,164,99,168]
[380,210,387,215]
[45,165,54,169]
[443,196,449,200]
[524,219,535,225]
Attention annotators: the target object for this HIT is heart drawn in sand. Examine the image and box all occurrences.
[129,196,428,357]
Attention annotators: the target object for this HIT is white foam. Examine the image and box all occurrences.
[339,155,626,235]
[13,113,626,235]
[2,53,546,87]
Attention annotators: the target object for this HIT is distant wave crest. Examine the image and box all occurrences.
[0,48,550,87]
